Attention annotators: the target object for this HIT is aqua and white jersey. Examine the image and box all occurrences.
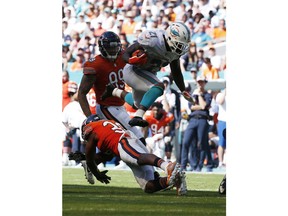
[136,29,181,73]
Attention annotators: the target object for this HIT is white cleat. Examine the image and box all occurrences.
[81,160,95,185]
[165,161,180,186]
[176,171,187,196]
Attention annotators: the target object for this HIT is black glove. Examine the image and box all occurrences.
[94,170,111,184]
[68,151,86,163]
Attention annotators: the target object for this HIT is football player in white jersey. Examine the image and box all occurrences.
[101,22,194,127]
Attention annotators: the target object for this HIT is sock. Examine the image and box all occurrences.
[124,92,134,106]
[140,86,164,108]
[160,161,169,171]
[112,88,123,98]
[134,109,145,118]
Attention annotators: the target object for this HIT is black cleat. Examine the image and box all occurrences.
[218,174,226,195]
[101,83,115,100]
[128,116,149,127]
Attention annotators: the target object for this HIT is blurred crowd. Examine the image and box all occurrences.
[62,0,226,172]
[62,0,226,74]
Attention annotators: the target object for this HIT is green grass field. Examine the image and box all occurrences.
[63,168,226,216]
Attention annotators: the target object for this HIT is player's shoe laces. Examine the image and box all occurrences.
[165,161,180,186]
[81,160,95,185]
[218,175,226,195]
[101,83,115,100]
[175,171,187,196]
[128,116,149,127]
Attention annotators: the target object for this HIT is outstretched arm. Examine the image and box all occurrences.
[170,60,195,104]
[85,133,111,184]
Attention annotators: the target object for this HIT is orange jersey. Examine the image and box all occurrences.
[144,110,174,136]
[62,80,78,111]
[83,53,126,106]
[86,88,96,114]
[84,120,126,156]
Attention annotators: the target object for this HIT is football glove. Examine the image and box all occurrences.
[94,169,111,184]
[128,52,147,65]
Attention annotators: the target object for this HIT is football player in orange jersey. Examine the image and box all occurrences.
[75,114,187,195]
[78,31,145,145]
[78,31,148,181]
[143,102,174,161]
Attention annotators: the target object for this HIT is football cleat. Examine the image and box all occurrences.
[218,175,226,195]
[175,171,187,196]
[165,161,180,186]
[128,116,149,127]
[81,160,95,185]
[101,83,115,100]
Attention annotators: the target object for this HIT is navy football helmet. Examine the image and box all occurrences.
[81,114,101,140]
[98,31,121,61]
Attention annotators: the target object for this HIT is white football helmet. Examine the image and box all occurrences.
[165,22,191,56]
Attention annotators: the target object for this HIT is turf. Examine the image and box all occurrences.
[63,168,226,216]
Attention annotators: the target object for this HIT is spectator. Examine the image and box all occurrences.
[177,82,192,164]
[215,88,226,168]
[180,42,199,72]
[70,54,84,72]
[191,24,212,48]
[212,18,226,41]
[166,3,177,22]
[175,3,187,22]
[82,20,95,39]
[121,11,137,35]
[196,48,205,70]
[63,8,77,31]
[180,76,214,172]
[90,7,104,30]
[73,13,88,36]
[69,31,82,58]
[193,12,204,27]
[202,57,219,80]
[102,7,116,31]
[62,20,72,39]
[208,46,222,71]
[62,89,86,157]
[62,70,78,165]
[93,22,106,37]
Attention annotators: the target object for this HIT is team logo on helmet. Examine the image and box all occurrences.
[170,26,180,38]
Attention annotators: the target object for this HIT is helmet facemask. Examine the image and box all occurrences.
[99,40,121,61]
[98,32,122,61]
[165,22,191,56]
